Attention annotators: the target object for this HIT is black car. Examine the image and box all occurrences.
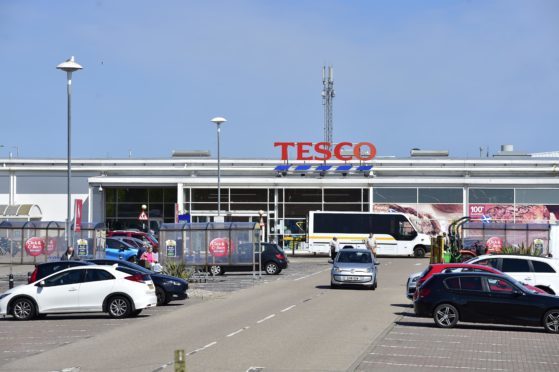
[87,259,188,306]
[414,272,559,333]
[209,243,288,276]
[28,261,93,283]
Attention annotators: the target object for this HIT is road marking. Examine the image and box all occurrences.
[246,367,265,372]
[281,305,296,312]
[362,361,506,371]
[203,341,217,348]
[257,314,275,324]
[294,268,329,281]
[227,327,250,337]
[370,352,450,359]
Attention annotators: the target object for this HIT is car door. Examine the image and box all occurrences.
[529,260,559,294]
[500,258,534,285]
[484,277,540,326]
[36,269,84,313]
[455,276,492,323]
[79,268,117,311]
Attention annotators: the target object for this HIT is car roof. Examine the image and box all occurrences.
[431,263,498,270]
[37,261,93,267]
[474,254,554,262]
[435,271,508,278]
[338,248,370,254]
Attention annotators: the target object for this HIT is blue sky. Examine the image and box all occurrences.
[1,0,558,159]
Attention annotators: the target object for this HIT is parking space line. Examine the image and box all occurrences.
[293,269,329,281]
[227,327,250,337]
[361,361,507,371]
[280,305,296,312]
[257,314,275,324]
[370,352,450,359]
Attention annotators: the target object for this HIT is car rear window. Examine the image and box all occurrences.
[460,276,483,291]
[444,277,460,289]
[532,260,556,273]
[501,258,530,273]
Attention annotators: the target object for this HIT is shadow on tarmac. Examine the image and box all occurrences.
[394,319,547,334]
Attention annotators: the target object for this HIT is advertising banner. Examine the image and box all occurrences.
[25,237,45,257]
[74,199,83,232]
[469,204,559,223]
[76,239,88,256]
[166,240,177,257]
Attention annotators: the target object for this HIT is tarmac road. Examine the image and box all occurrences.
[1,257,422,372]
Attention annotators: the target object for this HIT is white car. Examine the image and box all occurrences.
[466,255,559,295]
[0,265,157,320]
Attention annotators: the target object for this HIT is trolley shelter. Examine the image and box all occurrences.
[159,222,261,267]
[0,221,106,265]
[462,222,551,255]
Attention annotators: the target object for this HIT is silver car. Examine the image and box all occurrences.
[330,249,377,290]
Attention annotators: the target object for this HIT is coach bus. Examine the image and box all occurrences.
[307,211,431,257]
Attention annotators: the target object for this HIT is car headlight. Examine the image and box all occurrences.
[366,267,373,273]
[333,266,342,273]
[411,276,419,283]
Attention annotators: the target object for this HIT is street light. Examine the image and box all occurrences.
[0,145,19,159]
[57,56,83,249]
[210,116,227,220]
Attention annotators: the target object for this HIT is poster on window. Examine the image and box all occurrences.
[77,239,88,256]
[469,204,559,223]
[373,203,463,235]
[166,240,177,257]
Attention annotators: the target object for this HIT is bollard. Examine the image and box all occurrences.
[174,349,186,372]
[8,273,14,289]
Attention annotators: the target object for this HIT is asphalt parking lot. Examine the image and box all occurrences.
[353,306,559,372]
[0,256,330,367]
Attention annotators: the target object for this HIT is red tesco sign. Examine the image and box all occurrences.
[274,142,376,161]
[209,238,234,258]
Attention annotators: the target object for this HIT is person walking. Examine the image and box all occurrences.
[330,237,340,261]
[366,233,378,261]
[60,246,79,261]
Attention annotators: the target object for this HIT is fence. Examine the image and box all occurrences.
[158,222,261,267]
[0,221,106,265]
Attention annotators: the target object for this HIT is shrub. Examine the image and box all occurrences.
[162,261,194,280]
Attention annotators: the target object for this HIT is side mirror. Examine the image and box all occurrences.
[37,280,45,287]
[328,259,333,264]
[374,261,380,266]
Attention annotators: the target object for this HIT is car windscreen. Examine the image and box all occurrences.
[337,251,372,263]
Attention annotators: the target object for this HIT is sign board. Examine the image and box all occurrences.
[274,142,376,161]
[178,213,191,223]
[166,240,177,257]
[74,199,83,232]
[209,238,232,258]
[138,211,148,221]
[77,239,88,256]
[25,237,45,257]
[43,238,57,255]
[486,236,503,254]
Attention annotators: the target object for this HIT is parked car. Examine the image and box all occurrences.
[466,255,559,295]
[28,261,93,284]
[208,243,288,276]
[87,259,188,306]
[0,266,157,320]
[414,272,559,333]
[105,238,139,263]
[107,230,159,249]
[406,262,548,300]
[330,249,377,290]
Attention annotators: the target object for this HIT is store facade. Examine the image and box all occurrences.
[1,156,559,250]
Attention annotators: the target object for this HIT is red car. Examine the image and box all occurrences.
[412,263,546,301]
[107,230,159,249]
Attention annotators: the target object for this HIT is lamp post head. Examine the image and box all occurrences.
[56,56,83,73]
[210,117,227,125]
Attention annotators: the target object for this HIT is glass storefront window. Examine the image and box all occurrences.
[285,203,321,218]
[469,189,514,203]
[117,188,148,203]
[117,204,145,218]
[373,188,417,203]
[323,203,363,211]
[324,189,361,203]
[515,189,559,204]
[150,189,164,202]
[229,203,268,211]
[192,188,228,203]
[418,188,463,203]
[285,189,321,203]
[231,189,267,203]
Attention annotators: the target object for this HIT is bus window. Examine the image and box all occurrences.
[398,220,417,240]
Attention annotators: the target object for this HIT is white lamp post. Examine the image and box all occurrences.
[210,117,227,220]
[57,56,83,249]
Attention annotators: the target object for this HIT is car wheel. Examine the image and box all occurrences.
[107,296,132,319]
[130,309,142,317]
[265,262,279,275]
[330,282,338,289]
[543,309,559,333]
[12,297,36,321]
[414,246,426,258]
[433,303,459,328]
[155,286,167,306]
[372,279,378,290]
[209,265,224,276]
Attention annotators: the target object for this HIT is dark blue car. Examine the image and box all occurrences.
[87,259,188,306]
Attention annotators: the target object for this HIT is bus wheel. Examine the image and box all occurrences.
[414,246,426,258]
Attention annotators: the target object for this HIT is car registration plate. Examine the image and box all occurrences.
[346,276,360,281]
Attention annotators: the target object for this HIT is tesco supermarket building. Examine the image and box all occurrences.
[1,144,558,249]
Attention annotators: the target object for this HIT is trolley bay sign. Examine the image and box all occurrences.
[274,142,377,161]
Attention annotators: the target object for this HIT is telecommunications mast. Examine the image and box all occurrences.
[322,66,335,146]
